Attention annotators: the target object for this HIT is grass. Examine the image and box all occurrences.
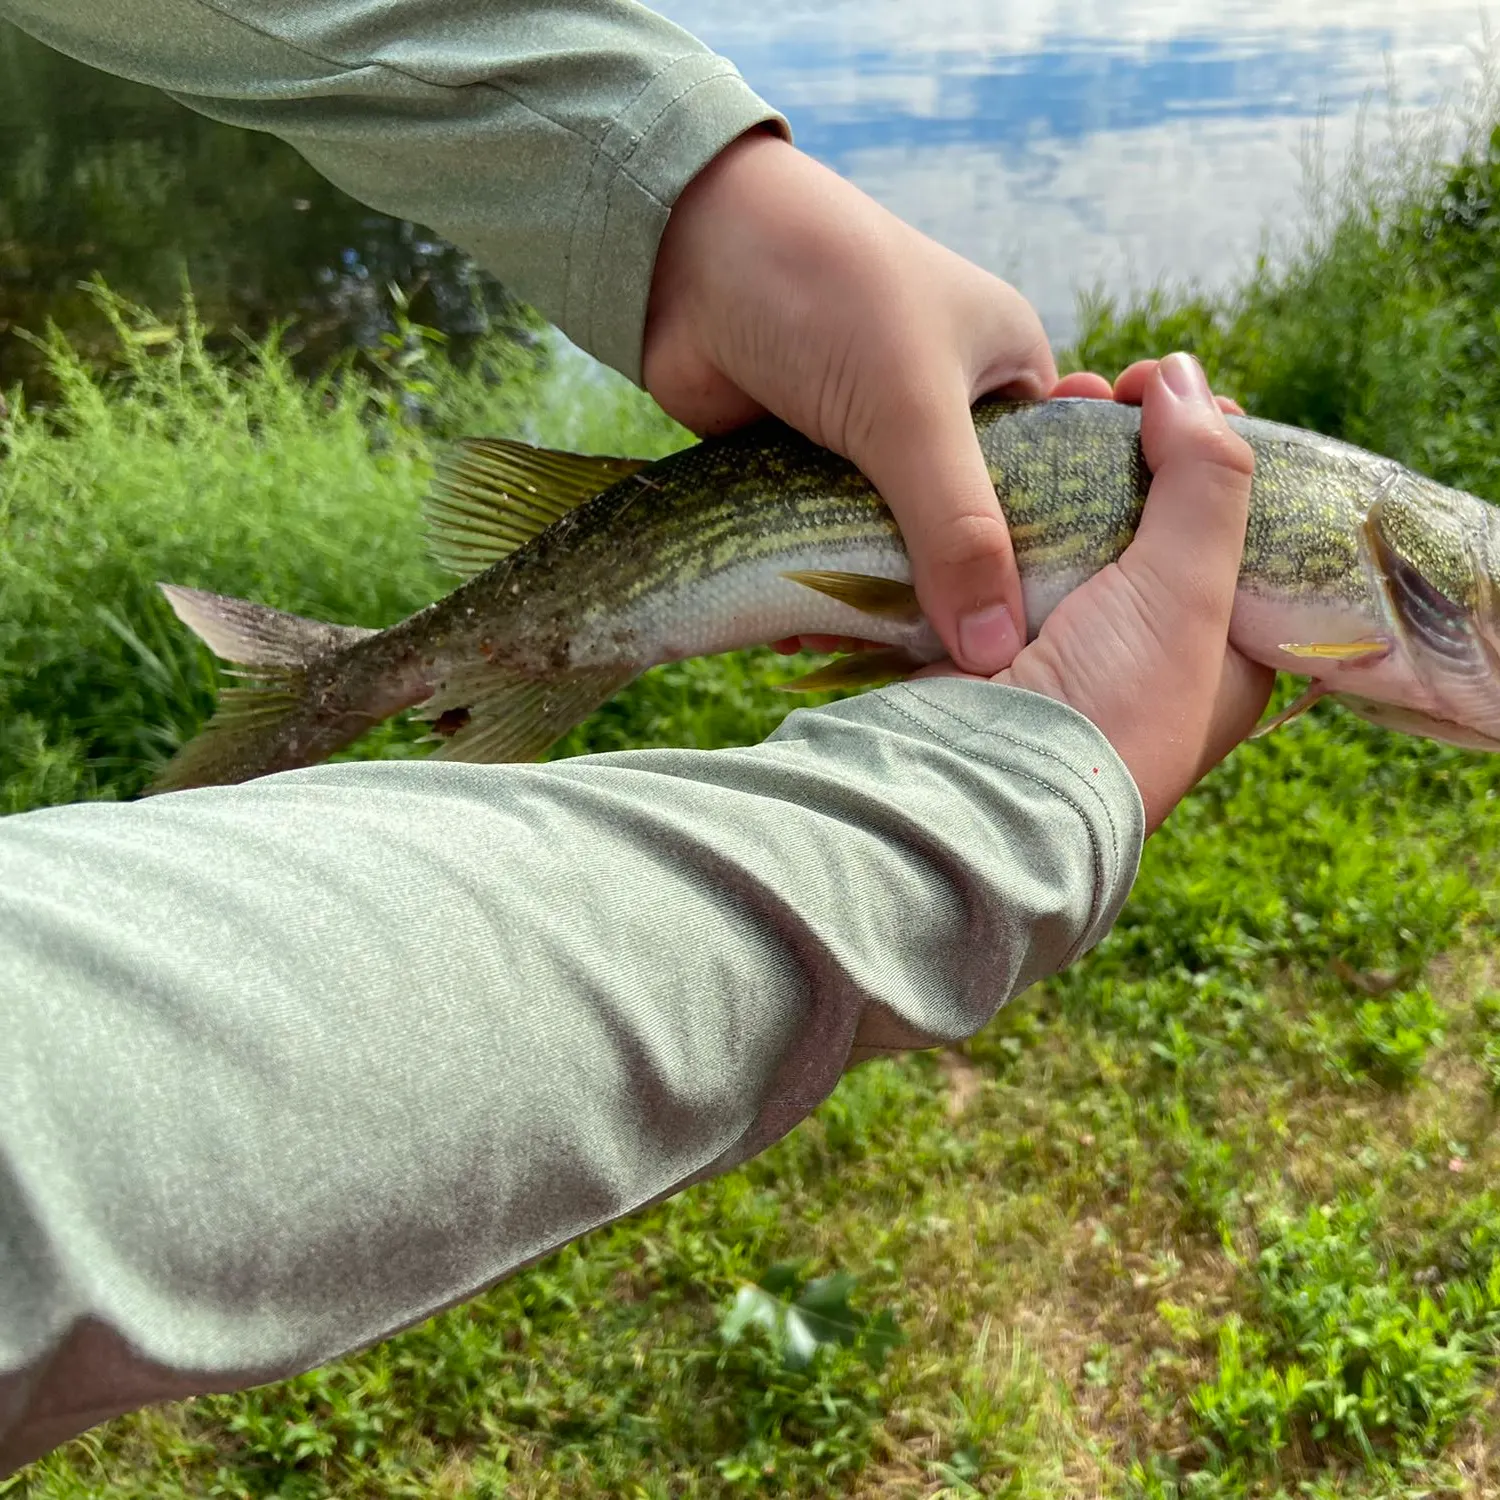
[11,97,1500,1500]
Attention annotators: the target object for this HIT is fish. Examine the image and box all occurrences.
[147,395,1500,794]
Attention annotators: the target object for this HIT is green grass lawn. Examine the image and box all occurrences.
[10,111,1500,1500]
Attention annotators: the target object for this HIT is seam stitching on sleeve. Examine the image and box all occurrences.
[611,62,745,181]
[874,691,1111,877]
[182,0,569,127]
[869,694,1115,967]
[589,66,756,345]
[181,0,701,179]
[894,684,1125,865]
[175,3,751,354]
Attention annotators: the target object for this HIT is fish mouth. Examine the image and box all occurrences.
[1359,493,1500,745]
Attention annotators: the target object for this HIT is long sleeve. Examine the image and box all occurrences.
[0,0,787,380]
[0,679,1144,1474]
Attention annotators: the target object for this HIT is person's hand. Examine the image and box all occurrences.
[922,354,1275,831]
[642,129,1057,676]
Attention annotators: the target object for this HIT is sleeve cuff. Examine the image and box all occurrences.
[563,58,788,381]
[827,677,1146,966]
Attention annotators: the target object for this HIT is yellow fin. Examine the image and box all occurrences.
[427,665,638,764]
[1250,681,1329,739]
[427,439,648,578]
[1277,639,1391,662]
[781,570,922,622]
[776,648,917,693]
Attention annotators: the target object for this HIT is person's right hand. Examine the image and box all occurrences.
[921,353,1274,832]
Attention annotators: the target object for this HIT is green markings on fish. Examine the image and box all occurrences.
[148,397,1500,794]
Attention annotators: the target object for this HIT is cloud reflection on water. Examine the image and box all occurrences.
[653,0,1488,338]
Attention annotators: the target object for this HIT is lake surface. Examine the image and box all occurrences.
[0,0,1492,389]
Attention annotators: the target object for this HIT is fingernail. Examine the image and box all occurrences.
[958,603,1021,673]
[1161,352,1213,407]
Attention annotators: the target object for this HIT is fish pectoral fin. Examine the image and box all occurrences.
[1277,638,1391,663]
[780,570,922,622]
[776,648,920,693]
[426,665,638,764]
[1250,680,1331,740]
[427,439,649,579]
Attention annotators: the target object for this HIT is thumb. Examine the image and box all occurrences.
[1127,353,1256,619]
[853,387,1026,675]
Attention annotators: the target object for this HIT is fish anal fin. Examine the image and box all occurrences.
[429,666,638,764]
[781,570,922,622]
[1250,681,1329,740]
[777,648,918,693]
[159,583,373,668]
[1277,638,1391,665]
[428,439,649,578]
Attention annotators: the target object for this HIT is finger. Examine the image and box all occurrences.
[1050,372,1114,400]
[1127,354,1256,621]
[1110,360,1160,405]
[1114,361,1240,414]
[855,385,1026,675]
[1196,649,1276,779]
[967,275,1059,400]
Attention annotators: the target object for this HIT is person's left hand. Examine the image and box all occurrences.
[918,354,1271,830]
[643,131,1057,677]
[772,361,1244,658]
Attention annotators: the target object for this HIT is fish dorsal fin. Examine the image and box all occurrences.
[427,439,648,578]
[781,570,922,622]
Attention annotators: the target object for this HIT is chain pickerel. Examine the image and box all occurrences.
[149,396,1500,792]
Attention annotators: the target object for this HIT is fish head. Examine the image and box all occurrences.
[1346,478,1500,750]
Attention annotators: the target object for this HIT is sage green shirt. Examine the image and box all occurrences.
[0,1,1147,1476]
[0,682,1143,1473]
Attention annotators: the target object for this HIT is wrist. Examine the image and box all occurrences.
[643,130,898,434]
[649,130,791,326]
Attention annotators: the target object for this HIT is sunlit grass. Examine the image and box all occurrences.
[12,88,1500,1500]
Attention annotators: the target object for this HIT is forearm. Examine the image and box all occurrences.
[0,679,1142,1474]
[0,0,786,379]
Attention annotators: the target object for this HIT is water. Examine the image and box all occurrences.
[0,1,1491,390]
[646,0,1491,339]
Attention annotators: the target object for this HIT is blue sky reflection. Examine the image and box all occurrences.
[652,1,1488,339]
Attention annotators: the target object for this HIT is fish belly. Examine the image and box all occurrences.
[1228,588,1445,716]
[572,545,945,668]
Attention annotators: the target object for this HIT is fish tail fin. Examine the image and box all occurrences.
[158,584,374,669]
[149,584,377,794]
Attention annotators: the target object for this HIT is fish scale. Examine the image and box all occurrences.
[147,396,1500,792]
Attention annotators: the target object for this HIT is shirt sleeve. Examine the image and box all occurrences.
[0,0,789,381]
[0,678,1144,1475]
